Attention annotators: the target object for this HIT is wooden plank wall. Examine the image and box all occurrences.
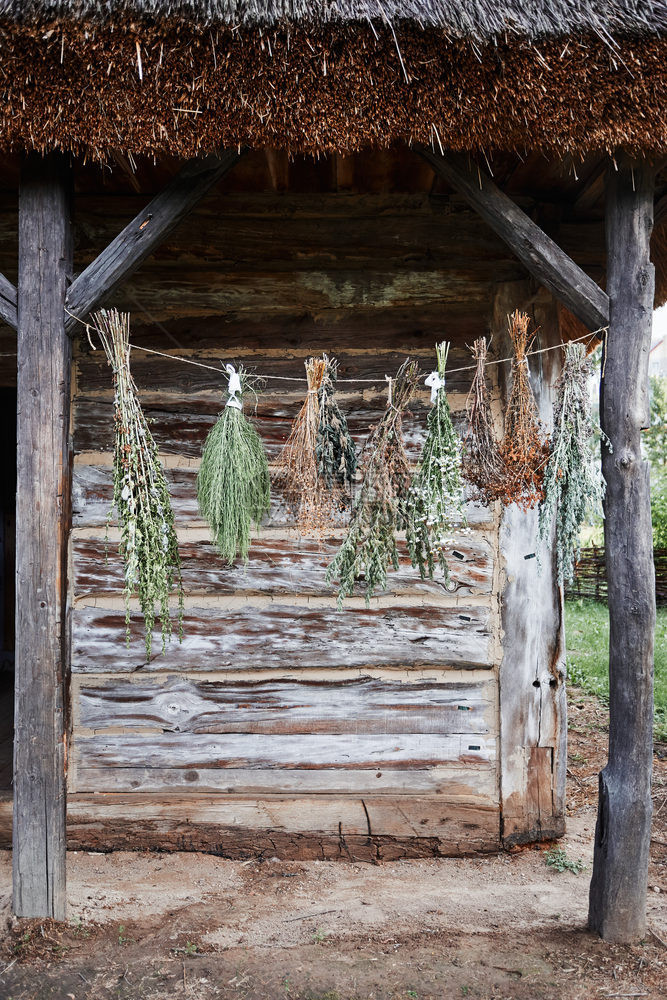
[63,185,507,857]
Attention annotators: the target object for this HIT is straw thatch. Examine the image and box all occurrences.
[0,2,665,161]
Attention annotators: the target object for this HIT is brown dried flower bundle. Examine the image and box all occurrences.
[277,356,343,534]
[496,310,550,510]
[462,336,504,505]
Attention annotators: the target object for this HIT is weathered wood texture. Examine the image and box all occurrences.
[72,535,494,600]
[588,161,656,943]
[0,271,17,330]
[65,150,243,330]
[72,604,492,673]
[496,285,567,846]
[418,148,609,332]
[0,794,500,859]
[13,153,72,919]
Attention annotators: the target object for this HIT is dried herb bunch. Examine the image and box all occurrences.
[538,341,605,583]
[327,360,421,607]
[197,366,270,564]
[316,355,357,492]
[462,336,504,504]
[278,356,343,534]
[406,342,466,581]
[95,309,183,661]
[497,310,549,510]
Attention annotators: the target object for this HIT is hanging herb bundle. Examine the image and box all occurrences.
[327,359,421,606]
[278,356,343,534]
[496,310,549,510]
[315,355,357,492]
[406,342,466,581]
[95,308,183,661]
[462,336,504,505]
[538,341,605,583]
[197,364,270,564]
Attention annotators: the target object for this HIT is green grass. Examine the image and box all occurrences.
[565,598,667,742]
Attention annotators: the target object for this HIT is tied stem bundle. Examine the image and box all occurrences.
[95,309,183,661]
[316,355,357,493]
[278,356,343,534]
[406,342,466,581]
[197,366,270,564]
[497,310,549,510]
[538,341,605,583]
[327,359,421,606]
[462,336,504,504]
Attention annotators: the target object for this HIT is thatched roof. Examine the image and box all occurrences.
[0,0,665,160]
[4,2,667,39]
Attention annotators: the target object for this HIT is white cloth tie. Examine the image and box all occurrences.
[425,370,445,403]
[225,364,242,409]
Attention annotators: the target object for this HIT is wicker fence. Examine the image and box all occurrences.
[566,546,667,605]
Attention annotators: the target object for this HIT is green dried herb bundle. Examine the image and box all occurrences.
[95,309,183,661]
[197,365,270,564]
[327,359,421,606]
[538,341,604,583]
[278,356,342,534]
[406,342,466,581]
[462,336,504,504]
[316,355,357,492]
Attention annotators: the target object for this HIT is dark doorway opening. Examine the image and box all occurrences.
[0,388,15,789]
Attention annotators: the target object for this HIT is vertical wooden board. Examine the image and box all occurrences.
[13,153,72,919]
[71,603,493,674]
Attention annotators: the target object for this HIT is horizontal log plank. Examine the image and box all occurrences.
[70,763,498,800]
[72,536,494,600]
[0,794,501,857]
[73,731,495,771]
[77,676,496,735]
[72,604,493,673]
[71,464,494,529]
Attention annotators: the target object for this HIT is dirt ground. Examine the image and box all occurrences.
[0,689,665,1000]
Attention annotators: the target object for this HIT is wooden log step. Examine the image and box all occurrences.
[72,536,494,600]
[72,464,494,529]
[71,603,493,674]
[77,675,496,736]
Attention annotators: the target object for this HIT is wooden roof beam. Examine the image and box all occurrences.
[65,148,244,332]
[416,146,610,332]
[0,271,17,330]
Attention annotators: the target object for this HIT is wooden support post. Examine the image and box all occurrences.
[13,153,72,919]
[588,160,656,942]
[416,146,609,331]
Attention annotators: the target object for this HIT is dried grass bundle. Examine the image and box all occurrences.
[327,359,421,606]
[95,308,183,661]
[278,356,343,534]
[316,355,357,493]
[462,336,504,504]
[496,311,549,510]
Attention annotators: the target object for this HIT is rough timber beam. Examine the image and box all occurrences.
[0,271,17,329]
[65,149,244,331]
[417,147,610,332]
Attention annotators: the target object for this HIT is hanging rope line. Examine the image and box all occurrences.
[64,308,606,386]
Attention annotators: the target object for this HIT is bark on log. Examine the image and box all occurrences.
[588,159,656,943]
[13,153,72,919]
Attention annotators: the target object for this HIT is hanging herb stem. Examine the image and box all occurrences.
[197,366,270,564]
[406,341,467,580]
[95,308,183,660]
[278,356,343,534]
[327,359,421,606]
[316,354,357,493]
[538,341,605,583]
[462,336,504,504]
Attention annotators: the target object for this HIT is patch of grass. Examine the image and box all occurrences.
[565,598,667,742]
[544,847,586,874]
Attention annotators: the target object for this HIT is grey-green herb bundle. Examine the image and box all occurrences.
[95,309,183,661]
[406,342,466,581]
[538,341,604,584]
[316,355,357,493]
[327,359,420,607]
[197,366,270,564]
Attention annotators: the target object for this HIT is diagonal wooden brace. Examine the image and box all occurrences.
[0,271,17,330]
